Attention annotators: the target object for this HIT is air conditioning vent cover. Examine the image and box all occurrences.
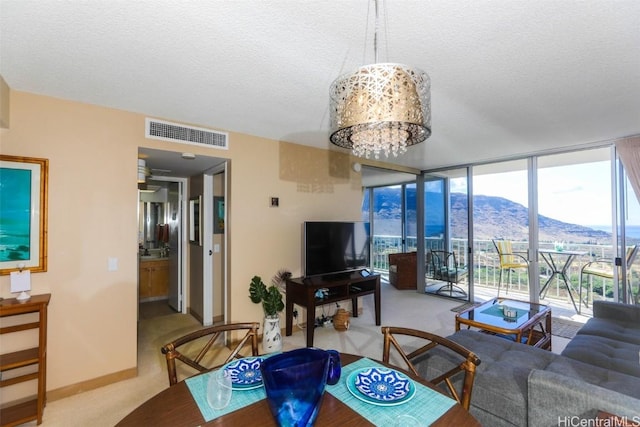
[145,118,228,150]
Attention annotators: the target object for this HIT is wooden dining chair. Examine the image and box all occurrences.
[161,322,260,386]
[492,239,529,297]
[381,326,480,410]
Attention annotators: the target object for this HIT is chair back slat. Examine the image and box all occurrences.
[492,239,529,296]
[161,322,260,386]
[381,326,480,411]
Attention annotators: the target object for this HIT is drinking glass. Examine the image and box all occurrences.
[206,369,233,410]
[326,349,341,385]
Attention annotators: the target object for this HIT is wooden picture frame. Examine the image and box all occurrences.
[189,195,202,245]
[0,155,49,274]
[214,196,224,234]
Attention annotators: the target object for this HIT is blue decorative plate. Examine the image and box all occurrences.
[346,367,416,406]
[223,357,264,390]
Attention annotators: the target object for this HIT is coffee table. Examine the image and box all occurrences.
[455,298,552,350]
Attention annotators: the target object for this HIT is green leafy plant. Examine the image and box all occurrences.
[249,275,285,317]
[271,268,292,290]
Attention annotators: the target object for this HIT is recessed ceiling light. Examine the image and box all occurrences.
[181,152,196,160]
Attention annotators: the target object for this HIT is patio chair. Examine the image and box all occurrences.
[428,250,468,298]
[580,245,639,307]
[161,322,260,386]
[492,239,529,297]
[381,326,480,410]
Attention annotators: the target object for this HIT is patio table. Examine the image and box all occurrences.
[539,248,587,313]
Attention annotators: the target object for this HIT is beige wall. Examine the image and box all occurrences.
[0,74,9,128]
[0,88,365,399]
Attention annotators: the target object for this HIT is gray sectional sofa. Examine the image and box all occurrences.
[415,301,640,426]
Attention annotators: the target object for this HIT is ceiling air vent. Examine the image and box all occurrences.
[145,118,228,150]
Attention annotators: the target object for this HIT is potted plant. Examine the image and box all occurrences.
[249,275,284,317]
[249,270,290,353]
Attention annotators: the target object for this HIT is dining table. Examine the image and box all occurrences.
[539,248,587,313]
[116,352,480,426]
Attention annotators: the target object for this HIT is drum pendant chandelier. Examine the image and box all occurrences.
[329,0,431,159]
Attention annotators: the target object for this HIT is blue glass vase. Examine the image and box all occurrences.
[260,348,341,426]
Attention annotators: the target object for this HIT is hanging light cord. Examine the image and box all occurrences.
[374,0,379,63]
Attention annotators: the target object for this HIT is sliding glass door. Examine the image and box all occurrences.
[424,169,470,301]
[616,161,640,304]
[361,143,639,312]
[361,167,417,277]
[472,160,530,302]
[537,148,613,315]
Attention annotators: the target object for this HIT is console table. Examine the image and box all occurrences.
[285,271,381,347]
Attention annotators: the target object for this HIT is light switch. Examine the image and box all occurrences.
[108,257,118,271]
[214,244,221,253]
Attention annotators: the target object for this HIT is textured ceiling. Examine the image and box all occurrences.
[1,0,639,172]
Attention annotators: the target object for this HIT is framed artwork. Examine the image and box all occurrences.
[214,196,224,234]
[0,155,49,274]
[189,195,202,245]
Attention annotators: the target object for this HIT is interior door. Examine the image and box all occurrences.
[167,181,181,311]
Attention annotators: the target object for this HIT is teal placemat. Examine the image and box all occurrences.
[326,358,456,426]
[481,303,523,319]
[185,370,266,422]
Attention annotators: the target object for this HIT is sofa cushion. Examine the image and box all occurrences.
[528,370,640,427]
[593,300,640,323]
[576,317,640,345]
[415,329,557,426]
[544,355,640,398]
[561,334,640,377]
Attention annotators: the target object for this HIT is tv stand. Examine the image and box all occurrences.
[285,271,381,347]
[320,271,353,282]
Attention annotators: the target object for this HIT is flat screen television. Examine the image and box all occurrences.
[303,221,371,277]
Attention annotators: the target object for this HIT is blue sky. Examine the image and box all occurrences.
[472,162,640,227]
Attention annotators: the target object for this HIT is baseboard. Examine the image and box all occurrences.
[189,308,203,324]
[187,309,223,325]
[139,296,169,303]
[47,367,137,402]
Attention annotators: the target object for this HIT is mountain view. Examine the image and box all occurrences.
[366,187,617,244]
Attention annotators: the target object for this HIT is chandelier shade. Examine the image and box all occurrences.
[329,63,431,159]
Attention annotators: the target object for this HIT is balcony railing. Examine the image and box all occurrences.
[373,235,639,306]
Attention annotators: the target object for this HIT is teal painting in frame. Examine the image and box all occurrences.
[0,155,48,274]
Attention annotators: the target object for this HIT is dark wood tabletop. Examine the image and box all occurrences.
[116,353,480,426]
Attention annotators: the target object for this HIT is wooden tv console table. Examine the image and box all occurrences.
[285,271,381,347]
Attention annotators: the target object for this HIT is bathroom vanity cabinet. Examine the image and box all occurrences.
[139,259,169,300]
